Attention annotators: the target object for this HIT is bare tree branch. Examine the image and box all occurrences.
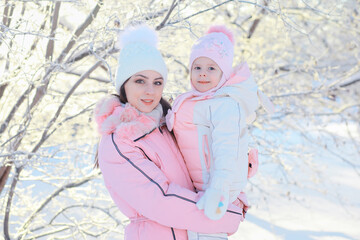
[0,1,15,47]
[6,2,15,27]
[0,165,11,195]
[168,0,276,25]
[29,0,103,112]
[23,203,121,238]
[0,2,26,100]
[4,166,23,240]
[45,1,61,61]
[56,0,103,64]
[37,103,96,142]
[4,2,26,64]
[0,83,8,100]
[30,4,51,52]
[248,0,269,38]
[17,172,101,239]
[63,70,110,83]
[0,126,27,150]
[299,130,360,176]
[169,0,234,25]
[6,4,51,88]
[0,84,34,135]
[344,118,360,157]
[31,59,104,154]
[156,0,178,30]
[165,53,189,75]
[339,78,360,88]
[311,104,360,116]
[145,8,168,20]
[22,226,71,240]
[1,0,104,218]
[271,90,320,99]
[1,0,10,30]
[65,40,113,64]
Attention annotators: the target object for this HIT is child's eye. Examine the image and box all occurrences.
[154,81,163,86]
[209,67,215,70]
[194,66,201,70]
[135,79,145,84]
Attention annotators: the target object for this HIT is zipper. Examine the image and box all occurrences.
[158,126,163,134]
[133,128,156,142]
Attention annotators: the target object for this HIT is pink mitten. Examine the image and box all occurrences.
[248,148,258,178]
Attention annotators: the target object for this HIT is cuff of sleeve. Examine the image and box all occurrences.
[209,175,230,194]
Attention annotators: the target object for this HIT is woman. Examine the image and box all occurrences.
[94,25,245,240]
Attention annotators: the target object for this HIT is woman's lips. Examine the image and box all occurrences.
[141,99,154,105]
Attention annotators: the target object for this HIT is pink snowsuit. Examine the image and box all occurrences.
[94,96,245,240]
[167,63,270,209]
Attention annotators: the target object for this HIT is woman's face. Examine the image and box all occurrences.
[124,70,164,113]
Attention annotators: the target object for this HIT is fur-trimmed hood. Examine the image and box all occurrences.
[94,95,163,140]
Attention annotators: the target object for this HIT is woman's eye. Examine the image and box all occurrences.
[154,81,163,86]
[135,79,144,84]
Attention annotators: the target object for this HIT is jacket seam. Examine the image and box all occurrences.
[111,133,242,216]
[236,103,241,161]
[171,227,176,240]
[209,105,215,129]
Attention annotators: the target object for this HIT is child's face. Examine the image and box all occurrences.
[191,57,223,92]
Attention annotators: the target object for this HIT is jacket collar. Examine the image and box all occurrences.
[94,95,163,140]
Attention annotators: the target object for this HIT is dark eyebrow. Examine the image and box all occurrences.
[134,74,148,79]
[134,75,163,81]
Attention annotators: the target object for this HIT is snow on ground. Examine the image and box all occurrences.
[230,121,360,240]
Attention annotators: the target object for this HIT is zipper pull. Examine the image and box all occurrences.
[158,126,163,134]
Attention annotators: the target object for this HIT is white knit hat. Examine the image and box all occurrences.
[115,25,168,94]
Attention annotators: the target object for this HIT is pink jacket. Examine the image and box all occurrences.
[94,96,244,240]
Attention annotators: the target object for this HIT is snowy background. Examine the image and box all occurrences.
[0,0,359,239]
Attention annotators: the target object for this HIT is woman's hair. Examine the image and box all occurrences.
[94,79,173,168]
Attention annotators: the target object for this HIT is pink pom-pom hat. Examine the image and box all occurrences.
[189,25,235,88]
[206,25,235,45]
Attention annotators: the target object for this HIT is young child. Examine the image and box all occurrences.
[166,25,274,239]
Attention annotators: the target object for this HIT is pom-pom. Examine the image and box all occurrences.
[206,25,235,45]
[117,24,158,49]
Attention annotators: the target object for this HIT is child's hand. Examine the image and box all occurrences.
[196,188,229,220]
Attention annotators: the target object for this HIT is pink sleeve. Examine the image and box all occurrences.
[98,134,242,234]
